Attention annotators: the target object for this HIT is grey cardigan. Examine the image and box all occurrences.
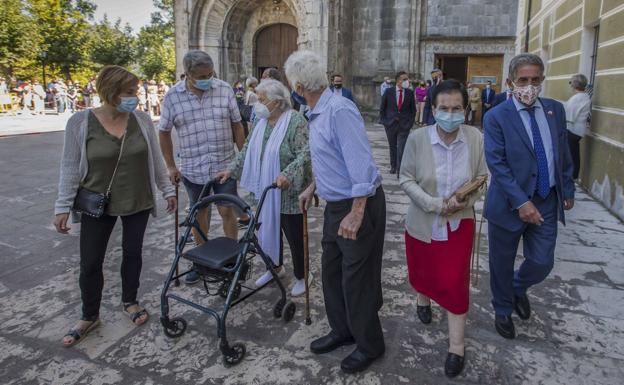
[399,124,488,243]
[54,110,175,220]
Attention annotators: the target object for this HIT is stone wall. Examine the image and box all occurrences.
[426,0,519,37]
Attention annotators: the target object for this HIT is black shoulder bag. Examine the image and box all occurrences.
[73,129,127,218]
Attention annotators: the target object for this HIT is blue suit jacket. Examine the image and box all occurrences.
[329,86,354,102]
[492,92,508,107]
[379,86,417,131]
[482,88,496,104]
[484,98,575,231]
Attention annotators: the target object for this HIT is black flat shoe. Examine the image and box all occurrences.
[514,294,531,320]
[310,333,355,354]
[444,352,465,378]
[389,168,396,174]
[416,305,432,324]
[494,315,515,339]
[341,348,383,374]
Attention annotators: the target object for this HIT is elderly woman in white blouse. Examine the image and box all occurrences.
[564,73,591,180]
[400,79,487,378]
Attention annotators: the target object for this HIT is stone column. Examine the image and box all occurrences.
[174,0,191,80]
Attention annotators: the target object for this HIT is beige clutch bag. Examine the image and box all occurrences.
[453,175,488,202]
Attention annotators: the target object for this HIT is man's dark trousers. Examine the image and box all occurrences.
[384,124,409,172]
[488,188,558,316]
[321,187,386,358]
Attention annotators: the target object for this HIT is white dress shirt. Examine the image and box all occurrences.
[564,92,591,137]
[429,125,470,241]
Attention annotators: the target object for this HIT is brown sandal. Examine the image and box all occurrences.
[123,302,149,326]
[62,319,101,347]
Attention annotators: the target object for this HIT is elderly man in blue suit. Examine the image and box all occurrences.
[484,53,575,340]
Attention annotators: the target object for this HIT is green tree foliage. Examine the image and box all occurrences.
[135,0,176,82]
[0,0,176,83]
[90,16,135,67]
[29,0,97,79]
[0,0,41,78]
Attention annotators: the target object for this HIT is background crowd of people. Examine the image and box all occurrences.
[0,76,173,117]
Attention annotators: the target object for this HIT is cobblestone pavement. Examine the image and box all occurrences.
[1,124,623,385]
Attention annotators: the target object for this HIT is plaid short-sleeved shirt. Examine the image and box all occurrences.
[159,79,242,184]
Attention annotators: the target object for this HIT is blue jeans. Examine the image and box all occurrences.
[488,188,558,316]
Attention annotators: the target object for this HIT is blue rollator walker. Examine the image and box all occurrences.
[160,181,296,366]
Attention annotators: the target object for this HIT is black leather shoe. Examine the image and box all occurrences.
[340,348,383,374]
[310,333,355,354]
[416,305,432,324]
[514,294,531,320]
[389,167,396,174]
[494,315,515,339]
[444,352,465,378]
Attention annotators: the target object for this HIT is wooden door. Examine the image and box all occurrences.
[255,24,298,78]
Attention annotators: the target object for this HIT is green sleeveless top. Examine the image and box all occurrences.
[81,111,153,216]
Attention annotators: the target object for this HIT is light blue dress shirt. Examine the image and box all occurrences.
[307,88,382,202]
[512,96,556,187]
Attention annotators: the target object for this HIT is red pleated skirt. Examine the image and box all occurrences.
[405,219,475,315]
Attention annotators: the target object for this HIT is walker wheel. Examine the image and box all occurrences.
[222,342,246,367]
[273,298,286,318]
[163,317,187,338]
[282,301,296,323]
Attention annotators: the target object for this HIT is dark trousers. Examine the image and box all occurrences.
[567,132,582,180]
[321,187,386,357]
[384,124,409,172]
[79,209,151,320]
[279,213,305,279]
[488,189,558,316]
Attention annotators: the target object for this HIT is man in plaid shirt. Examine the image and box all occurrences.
[159,50,245,285]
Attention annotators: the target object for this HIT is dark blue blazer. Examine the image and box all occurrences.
[329,86,354,102]
[379,86,416,131]
[484,97,575,231]
[492,92,508,107]
[482,88,496,104]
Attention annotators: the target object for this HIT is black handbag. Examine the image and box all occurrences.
[73,129,127,218]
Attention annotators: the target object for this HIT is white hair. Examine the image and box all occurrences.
[256,79,292,112]
[284,50,328,92]
[245,76,258,88]
[183,50,214,75]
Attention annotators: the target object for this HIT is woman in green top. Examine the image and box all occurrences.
[217,79,312,296]
[54,66,176,347]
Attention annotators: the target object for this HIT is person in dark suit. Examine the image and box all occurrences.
[492,87,513,107]
[423,68,443,125]
[481,80,496,116]
[329,74,355,103]
[379,71,416,175]
[484,53,575,340]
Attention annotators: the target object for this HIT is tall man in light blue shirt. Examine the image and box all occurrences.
[285,50,386,374]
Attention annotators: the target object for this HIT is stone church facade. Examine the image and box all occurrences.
[173,0,519,109]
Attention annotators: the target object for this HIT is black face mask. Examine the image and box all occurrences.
[293,90,307,106]
[334,84,342,89]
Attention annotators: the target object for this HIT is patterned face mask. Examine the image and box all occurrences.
[512,83,542,105]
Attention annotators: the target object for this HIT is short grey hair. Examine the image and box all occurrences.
[570,73,588,90]
[256,79,292,112]
[245,76,258,88]
[183,50,214,75]
[508,53,545,81]
[284,50,329,92]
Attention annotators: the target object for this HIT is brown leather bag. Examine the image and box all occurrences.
[453,175,488,202]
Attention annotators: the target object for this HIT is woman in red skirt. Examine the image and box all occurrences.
[399,80,487,378]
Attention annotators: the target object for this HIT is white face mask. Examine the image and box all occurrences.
[254,102,272,120]
[401,80,410,89]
